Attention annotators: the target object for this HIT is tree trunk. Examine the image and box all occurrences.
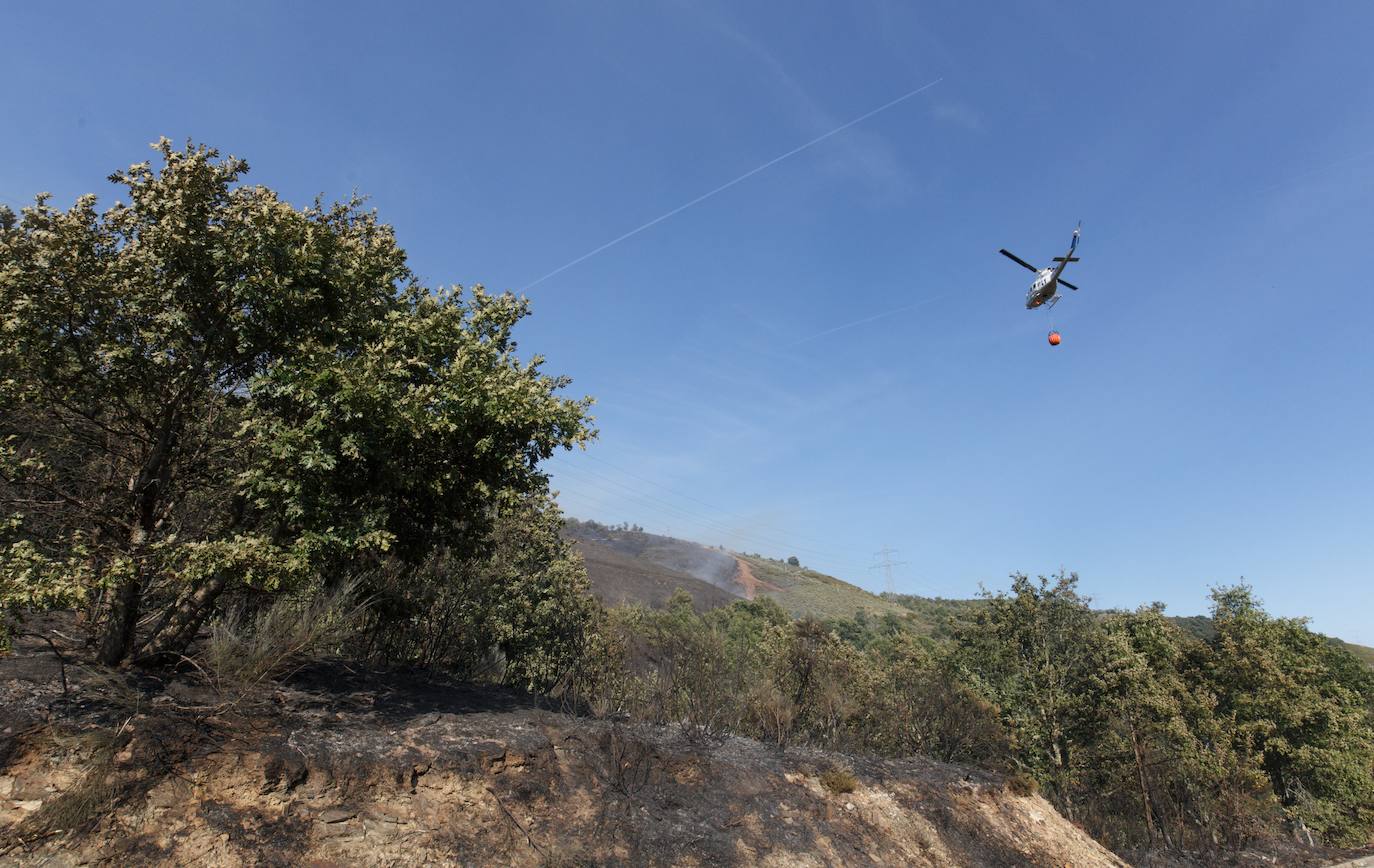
[1131,724,1159,846]
[97,573,141,665]
[135,569,232,664]
[104,410,178,666]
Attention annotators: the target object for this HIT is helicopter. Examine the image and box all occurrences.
[999,222,1082,313]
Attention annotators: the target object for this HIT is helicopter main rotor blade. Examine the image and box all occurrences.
[998,249,1039,273]
[1059,278,1079,291]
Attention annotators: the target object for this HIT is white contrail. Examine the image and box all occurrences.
[522,78,943,291]
[785,290,955,346]
[1251,145,1374,196]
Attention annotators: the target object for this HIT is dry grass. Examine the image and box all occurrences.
[8,727,125,844]
[199,581,367,693]
[819,766,858,795]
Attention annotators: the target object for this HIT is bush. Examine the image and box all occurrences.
[820,766,858,795]
[354,495,597,692]
[200,581,366,691]
[1005,772,1038,796]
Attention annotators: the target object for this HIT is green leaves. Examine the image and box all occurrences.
[1204,584,1374,845]
[0,139,594,662]
[945,574,1374,849]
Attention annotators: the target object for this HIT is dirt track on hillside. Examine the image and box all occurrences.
[732,558,781,601]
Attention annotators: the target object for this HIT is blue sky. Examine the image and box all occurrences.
[5,2,1372,642]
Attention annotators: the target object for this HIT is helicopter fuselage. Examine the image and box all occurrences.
[1000,223,1081,316]
[1025,269,1059,309]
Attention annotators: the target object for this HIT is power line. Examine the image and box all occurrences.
[580,452,749,517]
[521,78,942,291]
[577,451,858,555]
[870,546,907,595]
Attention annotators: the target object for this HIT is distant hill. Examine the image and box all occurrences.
[1340,640,1374,668]
[564,519,1374,668]
[736,554,916,623]
[573,536,738,612]
[563,519,742,611]
[563,520,917,624]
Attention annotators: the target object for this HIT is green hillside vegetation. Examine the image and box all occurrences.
[575,575,1374,852]
[1340,640,1374,669]
[571,528,1374,674]
[1169,613,1374,670]
[737,554,914,623]
[884,592,1374,671]
[880,592,986,640]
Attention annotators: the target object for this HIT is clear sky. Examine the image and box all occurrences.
[5,2,1372,642]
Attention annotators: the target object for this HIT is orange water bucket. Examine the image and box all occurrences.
[1047,331,1062,346]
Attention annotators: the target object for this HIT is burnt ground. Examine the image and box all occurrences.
[574,537,738,612]
[0,616,1369,867]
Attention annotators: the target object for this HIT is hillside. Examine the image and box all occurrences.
[566,520,1374,672]
[1340,641,1374,669]
[575,536,738,612]
[564,520,745,611]
[735,554,915,623]
[0,634,1134,867]
[564,520,923,625]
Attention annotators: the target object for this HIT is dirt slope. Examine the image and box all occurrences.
[731,558,781,601]
[0,649,1126,867]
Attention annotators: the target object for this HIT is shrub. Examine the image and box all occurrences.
[820,766,858,795]
[1006,772,1039,796]
[354,495,597,692]
[200,580,366,691]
